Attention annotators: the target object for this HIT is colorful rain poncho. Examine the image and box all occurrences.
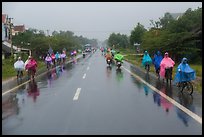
[159,56,175,79]
[152,51,163,70]
[61,53,66,58]
[14,60,25,71]
[114,53,124,62]
[55,52,60,59]
[142,51,152,67]
[45,56,52,62]
[174,58,196,83]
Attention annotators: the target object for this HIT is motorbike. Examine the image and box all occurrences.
[116,60,122,69]
[83,53,86,58]
[107,59,111,66]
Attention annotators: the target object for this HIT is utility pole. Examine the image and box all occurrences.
[7,17,14,56]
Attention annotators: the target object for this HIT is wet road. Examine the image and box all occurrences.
[2,50,202,135]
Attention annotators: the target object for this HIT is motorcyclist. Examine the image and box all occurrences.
[111,48,116,58]
[142,51,152,72]
[174,57,196,85]
[14,57,25,78]
[159,52,175,80]
[82,50,86,58]
[114,51,124,64]
[105,49,113,65]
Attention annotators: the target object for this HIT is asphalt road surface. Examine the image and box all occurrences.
[2,50,202,135]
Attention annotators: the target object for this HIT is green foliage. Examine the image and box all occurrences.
[130,22,147,45]
[108,33,129,49]
[12,29,96,59]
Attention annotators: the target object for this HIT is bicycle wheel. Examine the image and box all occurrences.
[182,82,193,95]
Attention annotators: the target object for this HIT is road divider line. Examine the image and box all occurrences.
[73,88,81,100]
[83,73,86,79]
[122,66,202,125]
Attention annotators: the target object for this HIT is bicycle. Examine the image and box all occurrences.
[145,64,150,73]
[165,67,173,85]
[176,72,194,95]
[27,69,35,80]
[16,69,23,80]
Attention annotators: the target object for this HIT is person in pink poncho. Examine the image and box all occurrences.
[159,52,175,80]
[25,56,38,78]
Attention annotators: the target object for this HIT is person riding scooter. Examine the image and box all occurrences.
[114,51,124,69]
[105,50,113,65]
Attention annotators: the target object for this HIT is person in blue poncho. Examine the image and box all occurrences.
[174,57,196,84]
[152,51,163,78]
[142,51,152,72]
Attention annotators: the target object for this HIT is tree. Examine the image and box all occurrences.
[108,33,129,49]
[159,12,174,29]
[130,22,147,46]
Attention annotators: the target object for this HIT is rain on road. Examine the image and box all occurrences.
[2,50,202,135]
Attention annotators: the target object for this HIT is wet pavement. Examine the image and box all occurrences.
[2,50,202,135]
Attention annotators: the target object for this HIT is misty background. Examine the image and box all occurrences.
[2,2,202,41]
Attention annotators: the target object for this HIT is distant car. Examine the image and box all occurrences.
[85,48,91,52]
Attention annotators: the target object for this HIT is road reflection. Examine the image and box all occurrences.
[143,73,150,96]
[116,68,124,82]
[176,93,195,127]
[129,66,198,126]
[27,80,40,103]
[106,66,112,78]
[2,92,19,120]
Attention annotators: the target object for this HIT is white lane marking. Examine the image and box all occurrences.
[122,66,202,125]
[87,66,90,70]
[73,88,81,100]
[83,73,86,79]
[2,80,31,96]
[2,59,75,96]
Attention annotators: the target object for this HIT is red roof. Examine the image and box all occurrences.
[2,14,7,23]
[14,25,25,32]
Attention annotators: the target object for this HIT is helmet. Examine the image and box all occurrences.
[18,57,21,60]
[28,56,32,59]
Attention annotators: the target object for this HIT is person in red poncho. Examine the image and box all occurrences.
[25,56,37,79]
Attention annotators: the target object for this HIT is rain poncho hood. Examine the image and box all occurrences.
[114,53,124,62]
[142,51,152,67]
[174,58,196,83]
[153,51,163,70]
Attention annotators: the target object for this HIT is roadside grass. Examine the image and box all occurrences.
[2,58,45,81]
[120,51,202,93]
[2,56,72,81]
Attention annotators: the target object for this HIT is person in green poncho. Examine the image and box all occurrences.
[114,51,124,63]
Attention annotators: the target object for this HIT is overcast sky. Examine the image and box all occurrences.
[2,2,202,41]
